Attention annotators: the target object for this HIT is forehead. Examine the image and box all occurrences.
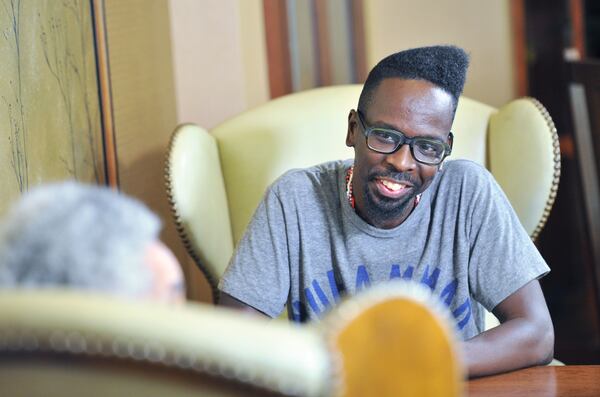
[366,78,455,134]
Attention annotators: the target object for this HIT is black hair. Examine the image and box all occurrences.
[358,45,470,114]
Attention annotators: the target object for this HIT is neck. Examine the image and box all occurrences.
[356,195,417,229]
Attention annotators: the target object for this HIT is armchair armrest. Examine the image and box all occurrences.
[166,124,235,299]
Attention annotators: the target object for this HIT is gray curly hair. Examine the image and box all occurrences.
[0,181,160,297]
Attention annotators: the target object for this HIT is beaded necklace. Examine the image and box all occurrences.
[345,165,356,208]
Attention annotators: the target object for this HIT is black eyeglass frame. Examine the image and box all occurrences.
[356,110,453,166]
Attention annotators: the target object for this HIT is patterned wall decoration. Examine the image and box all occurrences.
[0,0,105,215]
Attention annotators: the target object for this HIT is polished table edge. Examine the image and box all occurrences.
[467,365,600,397]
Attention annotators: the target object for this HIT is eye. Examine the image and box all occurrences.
[416,140,444,155]
[371,129,397,144]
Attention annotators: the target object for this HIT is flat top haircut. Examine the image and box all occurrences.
[0,182,161,297]
[358,45,470,115]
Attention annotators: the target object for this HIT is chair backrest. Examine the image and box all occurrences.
[166,84,560,298]
[0,284,463,397]
[0,290,329,397]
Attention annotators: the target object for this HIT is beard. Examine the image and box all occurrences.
[361,168,422,227]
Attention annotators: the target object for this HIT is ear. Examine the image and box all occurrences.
[346,110,358,147]
[144,241,186,304]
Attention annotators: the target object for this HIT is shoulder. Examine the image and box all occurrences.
[432,159,500,201]
[442,159,490,177]
[269,160,350,195]
[438,159,495,186]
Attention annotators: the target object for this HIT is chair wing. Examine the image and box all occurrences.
[166,124,234,298]
[212,85,358,243]
[449,97,496,166]
[487,98,560,240]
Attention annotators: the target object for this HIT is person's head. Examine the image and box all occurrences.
[346,45,469,229]
[0,182,184,303]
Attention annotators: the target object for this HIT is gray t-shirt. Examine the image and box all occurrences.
[219,159,549,339]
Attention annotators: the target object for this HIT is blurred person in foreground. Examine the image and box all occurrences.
[0,181,185,304]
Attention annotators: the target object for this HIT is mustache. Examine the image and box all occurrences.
[367,168,419,186]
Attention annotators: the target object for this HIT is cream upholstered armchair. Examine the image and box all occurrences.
[165,84,560,308]
[0,282,463,397]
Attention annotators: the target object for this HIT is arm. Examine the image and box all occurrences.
[463,279,554,378]
[217,185,291,318]
[218,291,268,317]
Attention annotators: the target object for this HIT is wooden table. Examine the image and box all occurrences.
[468,365,600,396]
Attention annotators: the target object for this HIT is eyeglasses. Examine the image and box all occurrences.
[356,110,453,166]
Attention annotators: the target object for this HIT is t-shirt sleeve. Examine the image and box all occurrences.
[466,168,550,312]
[218,186,290,317]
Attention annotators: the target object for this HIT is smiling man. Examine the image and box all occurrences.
[218,46,554,377]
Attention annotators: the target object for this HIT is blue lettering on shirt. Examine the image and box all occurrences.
[453,297,472,330]
[327,269,342,303]
[304,287,321,315]
[291,300,304,322]
[440,279,458,305]
[420,265,440,290]
[389,264,414,279]
[355,265,371,290]
[293,263,472,331]
[312,279,331,308]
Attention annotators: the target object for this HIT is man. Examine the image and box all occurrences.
[0,181,185,303]
[218,46,554,377]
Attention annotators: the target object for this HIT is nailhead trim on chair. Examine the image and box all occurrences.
[0,327,323,396]
[164,124,220,303]
[524,98,561,241]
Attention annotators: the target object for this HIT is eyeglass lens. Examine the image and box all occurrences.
[367,129,446,164]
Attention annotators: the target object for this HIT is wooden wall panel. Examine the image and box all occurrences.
[263,0,292,98]
[103,0,211,302]
[511,0,528,97]
[0,0,105,214]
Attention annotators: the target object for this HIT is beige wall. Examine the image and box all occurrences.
[162,0,270,300]
[104,0,211,302]
[363,0,515,107]
[238,0,271,108]
[103,0,270,302]
[169,0,269,129]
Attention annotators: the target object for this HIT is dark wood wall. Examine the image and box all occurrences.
[526,0,600,364]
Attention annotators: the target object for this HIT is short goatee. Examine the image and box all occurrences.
[362,183,417,228]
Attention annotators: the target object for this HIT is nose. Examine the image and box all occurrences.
[384,144,416,172]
